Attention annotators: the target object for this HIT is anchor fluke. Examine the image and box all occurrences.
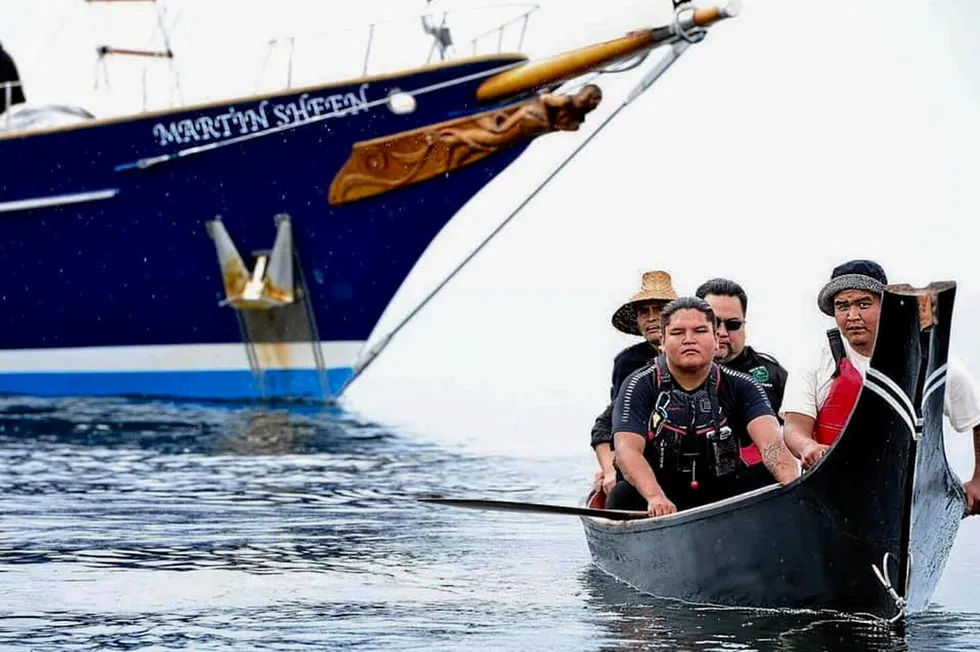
[206,215,296,310]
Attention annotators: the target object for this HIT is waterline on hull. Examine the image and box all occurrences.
[0,342,363,400]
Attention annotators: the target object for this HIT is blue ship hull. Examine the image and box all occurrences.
[0,56,530,400]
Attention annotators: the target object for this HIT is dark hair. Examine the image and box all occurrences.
[695,278,748,315]
[660,296,715,330]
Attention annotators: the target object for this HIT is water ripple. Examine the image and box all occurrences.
[0,397,977,651]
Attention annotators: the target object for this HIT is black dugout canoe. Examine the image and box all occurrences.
[906,282,967,612]
[581,282,964,620]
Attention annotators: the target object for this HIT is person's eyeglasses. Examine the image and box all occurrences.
[715,318,744,332]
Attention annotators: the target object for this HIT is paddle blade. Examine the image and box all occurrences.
[418,496,649,521]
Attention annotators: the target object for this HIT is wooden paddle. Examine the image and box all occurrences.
[418,496,649,521]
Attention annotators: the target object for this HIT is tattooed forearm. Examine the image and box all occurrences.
[762,441,783,468]
[762,440,798,484]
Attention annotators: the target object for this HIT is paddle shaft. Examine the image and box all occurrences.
[418,497,649,521]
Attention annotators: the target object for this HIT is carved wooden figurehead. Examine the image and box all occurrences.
[328,85,603,206]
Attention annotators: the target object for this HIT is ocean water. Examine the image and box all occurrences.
[1,397,978,651]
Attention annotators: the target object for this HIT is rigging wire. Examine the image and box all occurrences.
[153,0,184,105]
[334,41,693,397]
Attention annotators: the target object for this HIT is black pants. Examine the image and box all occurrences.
[605,481,648,511]
[605,472,742,512]
[736,463,776,494]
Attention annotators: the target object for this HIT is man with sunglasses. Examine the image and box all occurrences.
[697,278,789,492]
[696,278,788,414]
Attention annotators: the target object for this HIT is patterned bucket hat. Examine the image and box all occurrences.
[817,259,888,316]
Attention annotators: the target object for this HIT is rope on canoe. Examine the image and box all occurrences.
[871,551,908,624]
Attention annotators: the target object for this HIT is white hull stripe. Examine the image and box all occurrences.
[0,341,365,372]
[921,363,948,408]
[866,368,917,424]
[864,370,918,439]
[0,188,119,214]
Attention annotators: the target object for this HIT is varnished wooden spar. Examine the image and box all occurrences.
[475,3,739,103]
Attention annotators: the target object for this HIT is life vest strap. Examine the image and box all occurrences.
[827,328,846,378]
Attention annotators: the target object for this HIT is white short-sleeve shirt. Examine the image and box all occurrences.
[780,337,980,433]
[945,356,980,432]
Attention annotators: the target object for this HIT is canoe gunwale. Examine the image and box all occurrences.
[580,482,787,532]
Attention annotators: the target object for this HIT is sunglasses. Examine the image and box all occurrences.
[715,318,744,332]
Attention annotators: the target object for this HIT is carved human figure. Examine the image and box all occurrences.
[329,84,604,203]
[439,83,603,168]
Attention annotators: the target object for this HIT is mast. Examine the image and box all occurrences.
[86,0,181,107]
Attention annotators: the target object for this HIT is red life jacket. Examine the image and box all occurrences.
[813,328,863,445]
[740,440,763,466]
[587,490,606,509]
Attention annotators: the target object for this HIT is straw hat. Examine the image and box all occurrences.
[611,271,678,335]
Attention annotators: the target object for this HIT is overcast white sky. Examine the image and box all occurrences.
[3,1,980,473]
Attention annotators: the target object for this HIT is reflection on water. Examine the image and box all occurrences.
[583,566,980,652]
[0,397,526,580]
[0,395,392,455]
[582,566,895,651]
[0,396,977,651]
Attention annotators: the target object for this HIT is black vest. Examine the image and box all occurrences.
[645,357,740,487]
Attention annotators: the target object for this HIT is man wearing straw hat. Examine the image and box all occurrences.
[590,270,678,497]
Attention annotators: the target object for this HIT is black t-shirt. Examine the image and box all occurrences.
[609,342,659,400]
[590,342,658,448]
[724,346,787,415]
[613,363,775,456]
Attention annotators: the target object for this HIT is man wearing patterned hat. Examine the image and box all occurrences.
[781,260,980,515]
[782,260,892,469]
[590,270,677,497]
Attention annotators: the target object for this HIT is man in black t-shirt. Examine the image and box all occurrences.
[608,297,799,516]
